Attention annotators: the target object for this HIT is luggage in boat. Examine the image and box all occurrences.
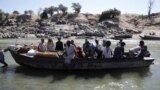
[36,52,59,58]
[17,48,30,53]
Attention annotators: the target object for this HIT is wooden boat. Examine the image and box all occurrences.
[112,32,132,39]
[9,49,154,70]
[139,34,160,40]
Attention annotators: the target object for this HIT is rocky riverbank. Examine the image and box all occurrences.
[0,13,160,39]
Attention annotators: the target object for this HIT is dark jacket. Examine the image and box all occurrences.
[55,41,64,51]
[113,46,124,59]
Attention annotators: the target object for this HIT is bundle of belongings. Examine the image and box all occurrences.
[13,45,59,59]
[35,52,59,58]
[26,49,59,59]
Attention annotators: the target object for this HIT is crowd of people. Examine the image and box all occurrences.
[36,38,150,64]
[0,38,151,67]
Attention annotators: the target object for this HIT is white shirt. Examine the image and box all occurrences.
[103,47,113,58]
[129,46,141,54]
[65,45,76,64]
[8,44,22,51]
[96,44,102,51]
[116,42,121,47]
[66,45,75,57]
[38,42,46,52]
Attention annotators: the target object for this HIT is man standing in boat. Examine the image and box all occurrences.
[116,39,124,47]
[65,40,76,64]
[113,42,126,59]
[129,40,146,57]
[0,49,8,67]
[38,38,46,52]
[55,37,64,51]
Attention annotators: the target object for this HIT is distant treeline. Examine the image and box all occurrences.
[0,2,123,25]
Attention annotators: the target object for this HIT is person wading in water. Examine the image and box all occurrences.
[0,49,8,67]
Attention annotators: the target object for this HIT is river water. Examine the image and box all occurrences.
[0,38,160,90]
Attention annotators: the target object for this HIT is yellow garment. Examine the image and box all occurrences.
[36,52,59,58]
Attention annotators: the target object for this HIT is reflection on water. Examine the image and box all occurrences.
[14,66,151,81]
[0,39,160,90]
[0,66,152,90]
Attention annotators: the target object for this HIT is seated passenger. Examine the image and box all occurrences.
[65,40,76,64]
[55,37,64,51]
[113,42,126,59]
[129,40,145,57]
[143,46,151,57]
[83,39,92,58]
[137,45,151,59]
[38,38,46,52]
[102,41,113,59]
[47,38,54,52]
[95,40,102,59]
[76,46,84,58]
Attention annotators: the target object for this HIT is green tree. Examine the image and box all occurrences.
[13,10,19,14]
[24,10,28,15]
[48,6,55,16]
[72,3,82,14]
[4,13,9,20]
[40,8,48,19]
[54,7,59,14]
[28,10,34,15]
[58,4,68,14]
[99,8,121,21]
[148,0,154,19]
[0,9,6,25]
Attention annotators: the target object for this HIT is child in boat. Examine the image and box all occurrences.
[102,41,113,59]
[65,40,76,64]
[47,38,54,52]
[113,42,126,59]
[38,38,46,52]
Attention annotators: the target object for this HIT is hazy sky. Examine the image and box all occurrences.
[0,0,160,15]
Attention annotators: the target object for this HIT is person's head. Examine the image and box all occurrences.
[66,40,71,46]
[106,41,111,47]
[85,39,89,45]
[139,40,144,47]
[41,38,44,43]
[103,40,107,47]
[121,42,126,47]
[71,40,74,44]
[95,40,99,44]
[85,38,88,43]
[143,45,148,51]
[58,37,61,41]
[48,38,52,43]
[119,39,123,42]
[64,43,66,47]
